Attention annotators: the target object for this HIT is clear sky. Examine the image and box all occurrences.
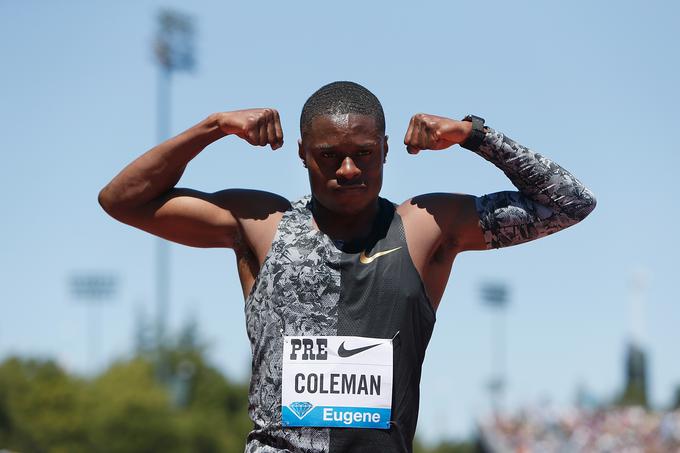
[1,0,679,442]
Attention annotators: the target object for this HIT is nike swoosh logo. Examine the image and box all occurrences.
[359,246,402,264]
[337,341,381,358]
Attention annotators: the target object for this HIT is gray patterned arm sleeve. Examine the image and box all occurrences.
[471,127,596,249]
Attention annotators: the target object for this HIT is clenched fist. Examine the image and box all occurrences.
[403,113,472,154]
[217,108,284,150]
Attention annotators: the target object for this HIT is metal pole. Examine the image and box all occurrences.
[492,304,507,411]
[156,66,171,349]
[152,9,194,351]
[88,303,100,371]
[481,282,509,413]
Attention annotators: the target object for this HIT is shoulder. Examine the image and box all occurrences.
[211,189,292,219]
[397,193,475,223]
[396,192,480,252]
[219,190,291,264]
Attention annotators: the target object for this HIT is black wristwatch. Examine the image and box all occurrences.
[460,114,486,150]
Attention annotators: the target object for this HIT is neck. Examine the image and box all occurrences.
[311,197,380,242]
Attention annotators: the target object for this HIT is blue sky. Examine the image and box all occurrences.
[1,0,679,442]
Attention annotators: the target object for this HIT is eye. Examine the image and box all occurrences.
[356,150,372,157]
[321,151,337,158]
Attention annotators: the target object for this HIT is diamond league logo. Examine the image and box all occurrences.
[289,401,314,419]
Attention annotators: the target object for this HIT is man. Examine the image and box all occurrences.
[99,81,595,452]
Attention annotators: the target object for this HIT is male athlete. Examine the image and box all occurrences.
[99,81,596,452]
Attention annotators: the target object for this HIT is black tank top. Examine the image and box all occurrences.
[245,196,435,453]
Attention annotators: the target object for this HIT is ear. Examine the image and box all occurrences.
[383,135,389,163]
[298,138,305,163]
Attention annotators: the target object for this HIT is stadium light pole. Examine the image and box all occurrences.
[69,273,118,373]
[481,282,509,414]
[152,10,195,350]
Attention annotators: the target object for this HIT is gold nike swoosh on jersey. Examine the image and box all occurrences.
[359,246,402,264]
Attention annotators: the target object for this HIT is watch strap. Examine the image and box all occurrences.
[460,114,486,150]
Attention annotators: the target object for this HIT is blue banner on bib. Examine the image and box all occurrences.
[282,405,391,429]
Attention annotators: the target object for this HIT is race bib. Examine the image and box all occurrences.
[281,335,393,429]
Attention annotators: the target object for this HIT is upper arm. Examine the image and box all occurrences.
[473,190,583,249]
[102,188,290,249]
[401,190,574,255]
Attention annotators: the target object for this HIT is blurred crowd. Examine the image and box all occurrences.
[479,406,680,452]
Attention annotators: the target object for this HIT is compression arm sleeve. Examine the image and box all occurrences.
[470,127,596,249]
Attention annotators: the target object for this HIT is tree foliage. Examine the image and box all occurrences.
[0,357,90,453]
[0,322,251,453]
[672,384,680,411]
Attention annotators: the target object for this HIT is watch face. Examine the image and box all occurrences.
[465,115,485,124]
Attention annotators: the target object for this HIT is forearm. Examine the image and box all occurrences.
[469,127,596,248]
[99,114,225,214]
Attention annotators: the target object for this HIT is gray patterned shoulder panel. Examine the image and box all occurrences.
[244,195,341,453]
[473,128,597,249]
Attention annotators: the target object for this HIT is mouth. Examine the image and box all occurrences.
[334,184,367,192]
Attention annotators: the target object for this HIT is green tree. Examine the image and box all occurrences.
[616,342,649,408]
[0,357,90,453]
[0,318,253,453]
[672,384,680,411]
[86,357,184,453]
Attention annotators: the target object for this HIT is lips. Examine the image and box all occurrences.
[333,182,366,191]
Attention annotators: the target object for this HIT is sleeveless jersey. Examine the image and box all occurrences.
[244,196,435,453]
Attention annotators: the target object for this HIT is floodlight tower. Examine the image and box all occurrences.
[70,273,118,373]
[481,282,510,413]
[152,10,195,349]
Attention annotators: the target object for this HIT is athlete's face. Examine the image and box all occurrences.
[299,114,388,215]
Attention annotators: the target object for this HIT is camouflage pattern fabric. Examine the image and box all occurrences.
[473,128,596,249]
[245,196,339,453]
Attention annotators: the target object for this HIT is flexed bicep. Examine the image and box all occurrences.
[475,190,570,249]
[110,188,289,249]
[469,128,596,249]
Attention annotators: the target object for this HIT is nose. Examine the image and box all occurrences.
[336,156,362,181]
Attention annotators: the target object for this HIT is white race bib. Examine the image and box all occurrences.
[281,335,393,429]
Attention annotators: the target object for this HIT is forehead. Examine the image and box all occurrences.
[303,114,382,145]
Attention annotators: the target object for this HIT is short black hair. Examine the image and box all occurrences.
[300,81,385,135]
